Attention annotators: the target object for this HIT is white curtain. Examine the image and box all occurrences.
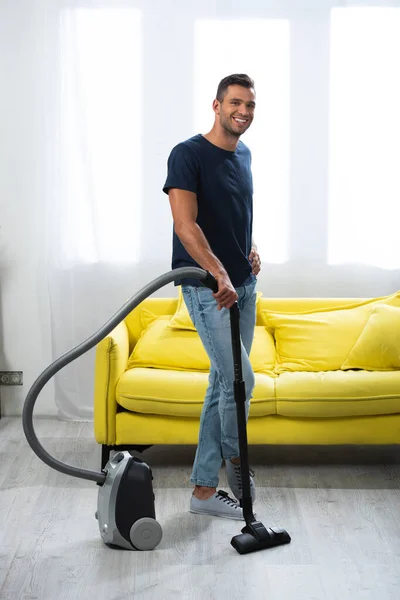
[1,0,399,419]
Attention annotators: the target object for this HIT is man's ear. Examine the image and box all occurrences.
[212,98,220,115]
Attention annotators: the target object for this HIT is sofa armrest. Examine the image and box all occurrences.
[93,320,129,445]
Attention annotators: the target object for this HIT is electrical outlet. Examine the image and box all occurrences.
[0,371,23,386]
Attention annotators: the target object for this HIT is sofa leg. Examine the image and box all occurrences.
[101,444,113,470]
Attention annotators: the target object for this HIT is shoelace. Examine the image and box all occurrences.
[233,464,255,491]
[217,490,240,508]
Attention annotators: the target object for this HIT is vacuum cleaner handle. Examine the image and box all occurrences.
[229,302,256,523]
[201,271,219,293]
[22,267,217,485]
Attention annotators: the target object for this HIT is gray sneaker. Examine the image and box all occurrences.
[225,460,256,504]
[190,490,244,520]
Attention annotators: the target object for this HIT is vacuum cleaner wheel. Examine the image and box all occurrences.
[130,517,163,550]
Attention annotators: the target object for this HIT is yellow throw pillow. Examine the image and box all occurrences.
[168,286,263,331]
[249,327,277,375]
[128,317,209,371]
[261,292,400,373]
[341,304,400,371]
[140,307,161,330]
[127,317,276,374]
[168,287,196,331]
[262,307,368,372]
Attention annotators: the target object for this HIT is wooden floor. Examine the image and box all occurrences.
[0,417,400,600]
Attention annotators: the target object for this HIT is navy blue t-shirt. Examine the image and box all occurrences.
[163,134,255,287]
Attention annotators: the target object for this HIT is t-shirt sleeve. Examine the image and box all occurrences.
[162,143,199,195]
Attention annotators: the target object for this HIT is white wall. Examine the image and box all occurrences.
[0,0,399,417]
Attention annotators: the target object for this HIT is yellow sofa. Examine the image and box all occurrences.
[94,290,400,467]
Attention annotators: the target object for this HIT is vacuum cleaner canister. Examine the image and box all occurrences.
[96,451,163,551]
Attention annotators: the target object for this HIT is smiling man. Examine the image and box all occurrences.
[163,74,261,520]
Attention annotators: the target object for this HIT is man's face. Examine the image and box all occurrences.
[215,84,256,138]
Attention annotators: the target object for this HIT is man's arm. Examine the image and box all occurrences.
[168,188,238,309]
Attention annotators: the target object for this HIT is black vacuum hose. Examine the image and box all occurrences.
[22,267,218,485]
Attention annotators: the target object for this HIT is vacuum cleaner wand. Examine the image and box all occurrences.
[229,302,291,555]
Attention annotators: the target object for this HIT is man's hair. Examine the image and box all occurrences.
[216,74,255,102]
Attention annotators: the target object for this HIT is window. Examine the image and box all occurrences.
[329,8,400,269]
[194,19,290,264]
[59,8,142,264]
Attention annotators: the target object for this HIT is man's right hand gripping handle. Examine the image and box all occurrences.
[203,271,238,310]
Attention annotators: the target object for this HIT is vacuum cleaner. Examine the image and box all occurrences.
[22,267,291,554]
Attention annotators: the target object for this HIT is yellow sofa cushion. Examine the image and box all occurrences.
[127,315,276,374]
[116,369,276,417]
[341,304,400,371]
[168,286,262,331]
[261,292,400,373]
[275,370,400,417]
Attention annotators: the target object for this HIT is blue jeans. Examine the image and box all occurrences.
[182,280,257,487]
